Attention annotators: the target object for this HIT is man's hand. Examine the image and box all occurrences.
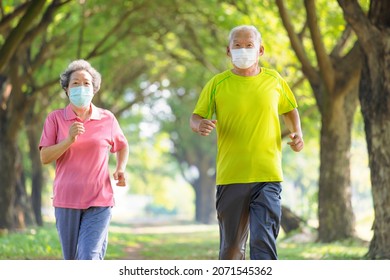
[287,133,304,152]
[197,119,217,136]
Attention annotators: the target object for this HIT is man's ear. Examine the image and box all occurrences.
[226,46,231,57]
[259,45,265,56]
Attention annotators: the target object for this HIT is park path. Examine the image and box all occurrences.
[108,220,217,260]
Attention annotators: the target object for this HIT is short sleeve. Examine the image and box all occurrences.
[39,112,58,150]
[278,77,298,114]
[110,116,128,153]
[193,77,216,119]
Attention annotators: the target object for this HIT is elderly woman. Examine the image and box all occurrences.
[39,59,129,260]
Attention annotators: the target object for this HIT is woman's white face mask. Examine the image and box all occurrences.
[230,48,259,69]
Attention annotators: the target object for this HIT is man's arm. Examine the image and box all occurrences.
[282,108,304,152]
[190,113,217,136]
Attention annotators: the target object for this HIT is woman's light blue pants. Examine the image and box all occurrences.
[54,206,112,260]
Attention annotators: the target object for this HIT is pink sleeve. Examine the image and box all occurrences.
[39,112,58,150]
[110,116,128,153]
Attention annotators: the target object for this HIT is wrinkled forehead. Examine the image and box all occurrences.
[69,70,93,81]
[230,29,258,45]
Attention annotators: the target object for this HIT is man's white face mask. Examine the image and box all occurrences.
[230,48,258,69]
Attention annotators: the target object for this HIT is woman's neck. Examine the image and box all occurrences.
[71,104,91,121]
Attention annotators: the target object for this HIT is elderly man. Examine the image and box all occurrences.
[190,25,303,260]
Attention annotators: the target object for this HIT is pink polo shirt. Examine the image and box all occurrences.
[39,104,128,209]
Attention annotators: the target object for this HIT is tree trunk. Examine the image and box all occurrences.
[0,1,62,230]
[26,115,44,226]
[14,146,35,228]
[193,180,216,224]
[337,0,390,260]
[193,158,216,224]
[318,91,357,242]
[281,205,304,233]
[276,0,361,242]
[0,134,18,229]
[0,61,33,230]
[360,42,390,259]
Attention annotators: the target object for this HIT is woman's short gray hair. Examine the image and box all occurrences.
[228,25,262,46]
[60,59,101,94]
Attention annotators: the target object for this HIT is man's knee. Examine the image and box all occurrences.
[219,246,246,260]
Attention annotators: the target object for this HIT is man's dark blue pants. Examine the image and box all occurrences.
[216,182,282,260]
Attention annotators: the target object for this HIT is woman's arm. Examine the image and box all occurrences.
[113,144,129,186]
[40,122,85,164]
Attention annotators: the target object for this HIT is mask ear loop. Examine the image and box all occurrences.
[64,87,69,97]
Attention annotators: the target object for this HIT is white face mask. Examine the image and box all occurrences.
[230,48,258,69]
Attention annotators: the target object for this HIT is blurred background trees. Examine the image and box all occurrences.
[1,0,388,258]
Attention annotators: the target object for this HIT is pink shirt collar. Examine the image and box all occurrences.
[64,104,101,121]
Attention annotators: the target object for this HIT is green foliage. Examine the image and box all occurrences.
[1,0,372,231]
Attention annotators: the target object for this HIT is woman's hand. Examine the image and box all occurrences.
[68,121,85,142]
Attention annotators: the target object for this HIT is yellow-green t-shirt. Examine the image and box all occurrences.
[193,68,297,185]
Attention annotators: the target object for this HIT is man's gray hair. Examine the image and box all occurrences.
[60,59,101,94]
[228,25,262,46]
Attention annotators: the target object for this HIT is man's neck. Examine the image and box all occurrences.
[232,65,261,77]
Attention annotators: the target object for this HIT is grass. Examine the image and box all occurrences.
[0,221,369,260]
[278,239,369,260]
[0,226,61,260]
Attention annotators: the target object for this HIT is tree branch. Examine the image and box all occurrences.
[337,0,380,54]
[330,24,353,58]
[334,42,362,97]
[275,0,319,84]
[86,2,147,59]
[20,0,70,50]
[0,0,46,72]
[304,0,335,94]
[0,1,30,32]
